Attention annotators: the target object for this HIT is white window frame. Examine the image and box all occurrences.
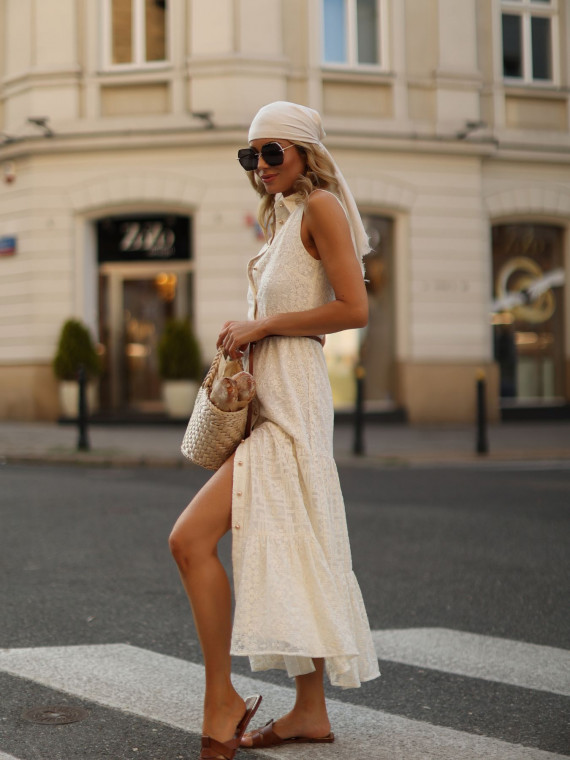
[500,0,560,85]
[321,0,390,72]
[101,0,171,71]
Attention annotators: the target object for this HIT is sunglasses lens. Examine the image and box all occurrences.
[238,148,257,171]
[237,142,290,170]
[261,143,285,166]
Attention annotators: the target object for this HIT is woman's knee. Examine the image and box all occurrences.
[168,525,188,566]
[168,504,222,570]
[169,522,204,569]
[169,462,234,568]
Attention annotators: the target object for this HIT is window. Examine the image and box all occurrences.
[103,0,168,69]
[501,0,558,83]
[322,0,387,68]
[492,224,566,402]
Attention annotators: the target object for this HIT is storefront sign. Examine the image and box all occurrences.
[0,236,16,256]
[97,215,191,262]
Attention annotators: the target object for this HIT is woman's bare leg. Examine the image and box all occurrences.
[241,658,331,745]
[169,453,246,742]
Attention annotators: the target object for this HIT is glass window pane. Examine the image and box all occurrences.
[357,0,378,64]
[502,14,522,77]
[145,0,167,62]
[323,0,346,63]
[112,0,133,64]
[531,16,552,79]
[492,224,565,401]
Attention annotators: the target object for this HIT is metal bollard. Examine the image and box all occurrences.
[77,365,90,452]
[353,365,366,456]
[476,368,488,455]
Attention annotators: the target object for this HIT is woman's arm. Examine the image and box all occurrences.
[218,191,368,357]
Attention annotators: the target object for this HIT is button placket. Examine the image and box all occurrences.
[247,243,268,322]
[274,195,292,231]
[233,449,246,533]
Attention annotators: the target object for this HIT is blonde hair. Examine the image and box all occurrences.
[247,140,340,243]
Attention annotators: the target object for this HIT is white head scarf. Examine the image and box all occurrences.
[248,101,370,269]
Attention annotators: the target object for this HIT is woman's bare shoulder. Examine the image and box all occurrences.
[305,190,346,224]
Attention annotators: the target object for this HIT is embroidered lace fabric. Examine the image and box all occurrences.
[230,192,380,689]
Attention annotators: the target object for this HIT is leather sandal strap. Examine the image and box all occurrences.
[200,735,237,760]
[248,720,285,748]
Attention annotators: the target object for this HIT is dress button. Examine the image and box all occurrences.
[279,220,284,225]
[236,491,242,497]
[238,461,243,466]
[234,524,241,530]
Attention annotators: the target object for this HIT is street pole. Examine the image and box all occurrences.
[353,364,366,456]
[77,365,90,452]
[476,368,488,455]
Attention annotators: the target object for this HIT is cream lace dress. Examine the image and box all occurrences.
[230,192,380,689]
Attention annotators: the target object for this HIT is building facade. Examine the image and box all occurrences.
[0,0,569,423]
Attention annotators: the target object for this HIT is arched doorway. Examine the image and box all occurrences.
[361,214,396,405]
[323,213,397,410]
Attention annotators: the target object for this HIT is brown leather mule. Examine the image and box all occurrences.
[199,695,262,760]
[242,718,335,748]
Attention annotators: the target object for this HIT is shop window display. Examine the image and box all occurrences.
[492,224,565,403]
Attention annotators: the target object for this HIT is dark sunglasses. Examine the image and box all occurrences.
[237,141,296,171]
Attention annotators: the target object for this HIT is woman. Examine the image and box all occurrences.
[169,101,380,760]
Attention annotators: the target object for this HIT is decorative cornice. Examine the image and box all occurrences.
[1,123,567,164]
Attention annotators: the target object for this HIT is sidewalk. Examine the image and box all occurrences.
[1,418,570,468]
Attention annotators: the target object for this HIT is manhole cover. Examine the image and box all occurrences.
[22,705,89,725]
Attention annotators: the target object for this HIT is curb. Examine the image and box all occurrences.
[3,449,570,470]
[1,453,192,469]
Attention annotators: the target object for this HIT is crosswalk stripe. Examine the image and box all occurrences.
[372,628,570,696]
[0,753,22,760]
[0,643,566,760]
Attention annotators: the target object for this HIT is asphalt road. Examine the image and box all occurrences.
[0,462,569,759]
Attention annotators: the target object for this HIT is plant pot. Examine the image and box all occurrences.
[162,380,199,418]
[59,380,99,418]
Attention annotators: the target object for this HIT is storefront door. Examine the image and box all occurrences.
[98,268,192,413]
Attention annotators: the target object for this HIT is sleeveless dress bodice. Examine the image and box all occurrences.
[230,192,379,689]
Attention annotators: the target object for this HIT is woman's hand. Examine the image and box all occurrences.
[217,320,267,359]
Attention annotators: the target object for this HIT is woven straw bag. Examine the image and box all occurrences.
[181,348,251,470]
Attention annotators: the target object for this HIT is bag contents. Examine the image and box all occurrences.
[210,366,255,412]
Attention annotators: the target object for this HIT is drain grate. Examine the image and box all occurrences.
[22,705,89,725]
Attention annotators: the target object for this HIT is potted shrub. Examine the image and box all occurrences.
[53,319,102,417]
[158,318,202,418]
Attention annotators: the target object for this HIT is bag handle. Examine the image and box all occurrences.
[202,347,225,391]
[244,343,256,439]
